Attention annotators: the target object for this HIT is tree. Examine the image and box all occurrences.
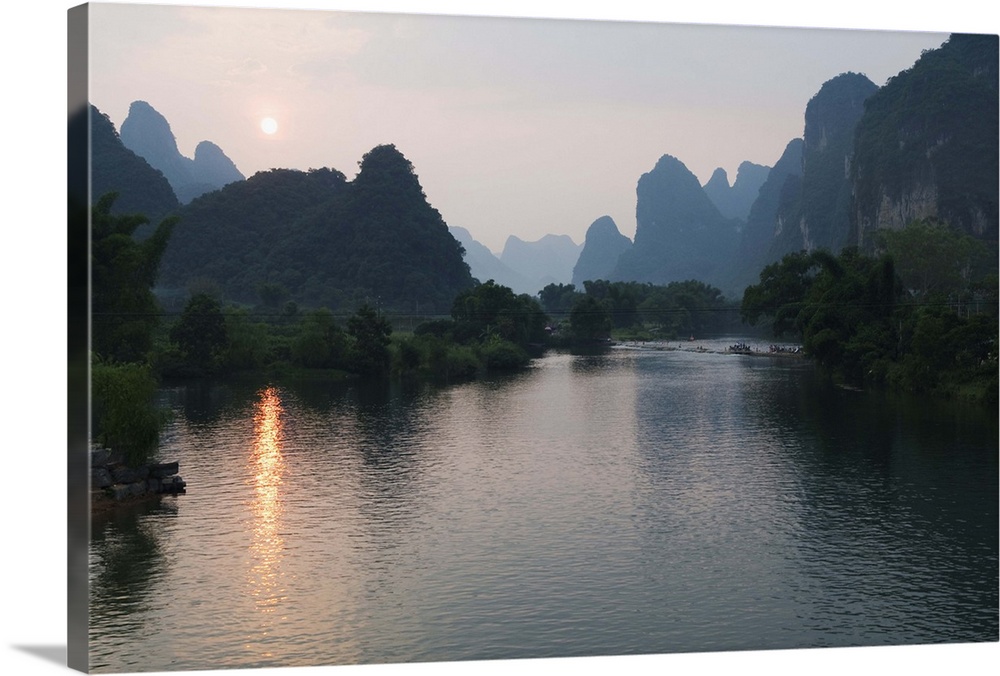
[878,218,992,302]
[538,283,581,314]
[291,308,348,369]
[91,361,163,467]
[347,304,393,375]
[740,251,816,336]
[257,282,290,309]
[223,309,271,371]
[737,245,1000,400]
[169,293,228,373]
[451,280,548,347]
[91,192,176,362]
[570,295,612,342]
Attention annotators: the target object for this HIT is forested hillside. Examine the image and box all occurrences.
[88,105,180,226]
[850,33,999,248]
[449,226,532,293]
[157,144,475,313]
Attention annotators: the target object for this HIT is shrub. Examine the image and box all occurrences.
[91,361,164,467]
[481,338,530,371]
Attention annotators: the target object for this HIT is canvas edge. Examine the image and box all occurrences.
[56,5,998,676]
[67,3,91,673]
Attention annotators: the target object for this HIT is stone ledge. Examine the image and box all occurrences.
[90,447,187,510]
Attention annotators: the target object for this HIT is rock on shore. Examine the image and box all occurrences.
[90,447,186,511]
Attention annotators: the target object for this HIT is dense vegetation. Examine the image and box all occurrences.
[88,105,180,227]
[741,220,997,403]
[90,194,176,465]
[157,166,349,306]
[540,278,739,342]
[850,34,999,245]
[148,279,548,381]
[92,193,177,363]
[157,144,476,313]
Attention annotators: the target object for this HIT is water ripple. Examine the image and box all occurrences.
[89,349,999,670]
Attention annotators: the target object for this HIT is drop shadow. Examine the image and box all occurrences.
[12,644,66,666]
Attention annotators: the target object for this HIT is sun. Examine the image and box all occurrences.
[260,117,279,135]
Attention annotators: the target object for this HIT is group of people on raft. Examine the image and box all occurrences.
[727,342,801,354]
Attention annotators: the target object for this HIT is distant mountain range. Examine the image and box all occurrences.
[587,34,996,296]
[499,234,582,294]
[702,162,770,221]
[450,228,585,296]
[447,226,535,294]
[87,33,997,310]
[119,100,245,203]
[609,153,742,290]
[87,104,180,226]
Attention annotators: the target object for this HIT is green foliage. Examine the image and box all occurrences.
[168,293,228,374]
[157,145,475,313]
[442,345,483,379]
[851,34,998,243]
[878,219,993,301]
[538,283,582,314]
[741,251,817,335]
[385,280,551,378]
[741,240,997,401]
[582,280,642,328]
[394,337,423,373]
[91,193,177,362]
[347,304,394,375]
[451,280,548,347]
[387,333,481,381]
[223,309,271,371]
[90,195,175,462]
[91,361,164,467]
[257,282,291,309]
[422,335,481,380]
[569,295,612,342]
[568,278,735,340]
[480,336,531,371]
[636,280,732,337]
[291,308,348,370]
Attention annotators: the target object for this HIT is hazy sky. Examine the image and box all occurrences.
[87,1,949,253]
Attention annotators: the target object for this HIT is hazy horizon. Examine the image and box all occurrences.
[88,2,947,253]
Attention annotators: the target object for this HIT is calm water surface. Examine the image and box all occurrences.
[89,343,998,671]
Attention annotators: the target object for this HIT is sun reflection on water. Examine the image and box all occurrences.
[247,386,287,614]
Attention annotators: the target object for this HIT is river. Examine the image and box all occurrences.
[88,341,998,672]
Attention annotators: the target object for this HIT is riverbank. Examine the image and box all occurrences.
[90,446,186,515]
[612,339,804,358]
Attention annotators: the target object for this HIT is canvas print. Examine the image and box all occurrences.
[67,2,998,673]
